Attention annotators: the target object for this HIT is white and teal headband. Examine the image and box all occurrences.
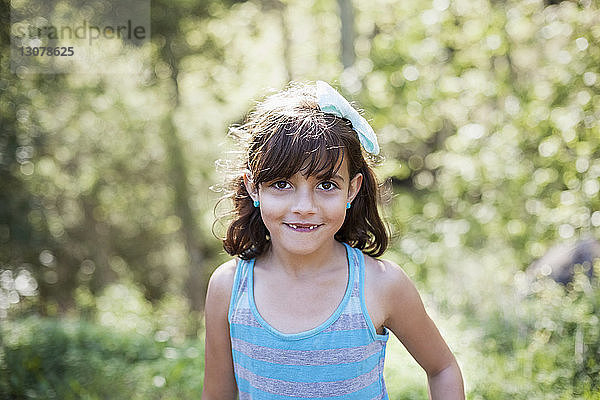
[315,80,380,155]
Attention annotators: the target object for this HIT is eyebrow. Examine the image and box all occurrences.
[328,173,345,182]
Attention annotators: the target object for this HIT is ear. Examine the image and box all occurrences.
[347,172,363,203]
[243,170,259,202]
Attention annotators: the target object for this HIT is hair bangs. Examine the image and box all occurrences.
[252,117,345,184]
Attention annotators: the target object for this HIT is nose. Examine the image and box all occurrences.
[290,186,317,214]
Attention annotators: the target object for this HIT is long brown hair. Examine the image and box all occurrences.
[217,82,388,260]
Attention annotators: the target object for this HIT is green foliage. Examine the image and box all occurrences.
[458,268,600,400]
[0,316,204,400]
[361,0,600,275]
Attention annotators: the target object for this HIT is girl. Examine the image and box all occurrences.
[203,81,464,399]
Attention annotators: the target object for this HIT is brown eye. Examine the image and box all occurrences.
[318,181,337,191]
[272,180,290,190]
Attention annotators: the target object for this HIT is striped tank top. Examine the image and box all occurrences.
[228,242,389,399]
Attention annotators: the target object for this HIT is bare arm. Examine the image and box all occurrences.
[380,260,464,400]
[427,360,464,400]
[202,260,238,400]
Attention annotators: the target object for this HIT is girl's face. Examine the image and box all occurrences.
[244,157,362,257]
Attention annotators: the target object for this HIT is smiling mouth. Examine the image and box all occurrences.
[284,223,322,231]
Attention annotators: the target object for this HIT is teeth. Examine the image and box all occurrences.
[288,224,318,230]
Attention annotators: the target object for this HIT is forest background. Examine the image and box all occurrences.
[1,0,600,398]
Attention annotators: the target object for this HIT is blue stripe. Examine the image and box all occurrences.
[232,348,383,382]
[235,365,387,400]
[230,323,376,350]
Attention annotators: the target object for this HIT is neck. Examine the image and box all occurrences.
[259,239,347,279]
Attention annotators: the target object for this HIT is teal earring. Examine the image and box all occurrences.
[346,202,351,209]
[253,200,260,208]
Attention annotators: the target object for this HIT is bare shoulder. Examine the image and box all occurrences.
[206,259,238,308]
[363,254,413,294]
[209,259,237,287]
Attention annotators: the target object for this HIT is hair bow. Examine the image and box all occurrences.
[316,80,380,155]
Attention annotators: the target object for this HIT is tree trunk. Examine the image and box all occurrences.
[161,36,206,311]
[337,0,355,69]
